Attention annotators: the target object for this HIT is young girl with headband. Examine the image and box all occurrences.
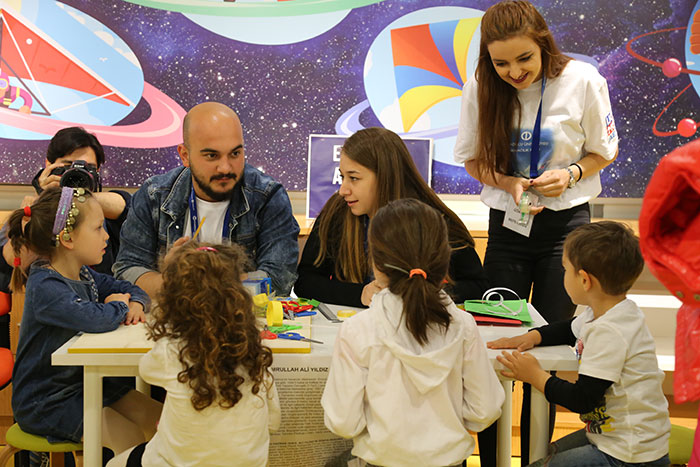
[7,187,161,457]
[108,242,280,467]
[321,199,503,466]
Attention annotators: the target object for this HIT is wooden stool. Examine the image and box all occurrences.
[669,424,695,465]
[0,423,83,467]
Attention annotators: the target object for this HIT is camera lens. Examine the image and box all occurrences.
[58,160,101,192]
[60,168,95,190]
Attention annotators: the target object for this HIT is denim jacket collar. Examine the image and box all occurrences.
[160,167,251,237]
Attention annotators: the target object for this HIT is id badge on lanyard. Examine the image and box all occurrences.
[503,77,545,237]
[188,186,231,240]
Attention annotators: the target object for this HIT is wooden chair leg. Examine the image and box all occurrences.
[50,451,65,467]
[74,450,83,467]
[0,445,20,467]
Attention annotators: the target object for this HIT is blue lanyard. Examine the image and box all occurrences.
[529,76,546,179]
[188,186,232,240]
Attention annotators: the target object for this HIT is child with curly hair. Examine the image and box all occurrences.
[108,242,280,466]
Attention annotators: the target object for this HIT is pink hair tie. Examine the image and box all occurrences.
[196,246,218,252]
[409,268,427,279]
[13,257,20,267]
[23,206,31,217]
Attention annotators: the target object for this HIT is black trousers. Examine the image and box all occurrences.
[477,204,590,467]
[125,442,146,467]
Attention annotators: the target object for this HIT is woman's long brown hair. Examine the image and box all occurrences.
[474,0,571,181]
[314,127,475,283]
[370,199,452,345]
[149,242,273,411]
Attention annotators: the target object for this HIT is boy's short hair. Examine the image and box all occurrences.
[564,221,644,296]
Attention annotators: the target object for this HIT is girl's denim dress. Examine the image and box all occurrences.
[12,262,149,442]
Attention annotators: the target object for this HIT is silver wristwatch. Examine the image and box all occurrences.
[566,167,576,188]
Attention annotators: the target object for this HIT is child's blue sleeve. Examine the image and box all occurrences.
[91,269,150,310]
[28,275,128,333]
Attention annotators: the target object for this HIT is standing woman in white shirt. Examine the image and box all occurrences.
[453,1,618,464]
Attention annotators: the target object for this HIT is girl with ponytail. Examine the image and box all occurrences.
[321,199,504,467]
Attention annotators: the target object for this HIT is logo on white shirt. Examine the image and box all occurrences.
[605,112,617,142]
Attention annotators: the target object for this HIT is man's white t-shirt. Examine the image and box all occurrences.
[454,60,619,211]
[570,299,670,462]
[183,197,230,244]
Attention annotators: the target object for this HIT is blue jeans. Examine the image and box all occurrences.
[529,429,670,467]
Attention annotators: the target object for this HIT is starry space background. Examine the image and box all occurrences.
[0,0,696,198]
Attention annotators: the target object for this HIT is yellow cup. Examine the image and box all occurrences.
[266,301,284,327]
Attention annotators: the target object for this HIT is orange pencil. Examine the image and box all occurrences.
[192,216,206,241]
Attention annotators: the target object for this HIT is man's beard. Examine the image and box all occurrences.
[191,169,238,202]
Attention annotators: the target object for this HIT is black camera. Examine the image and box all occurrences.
[43,160,102,192]
[51,160,102,192]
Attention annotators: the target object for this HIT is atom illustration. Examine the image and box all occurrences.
[626,7,700,139]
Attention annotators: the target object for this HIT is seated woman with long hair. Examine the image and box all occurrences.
[295,127,488,308]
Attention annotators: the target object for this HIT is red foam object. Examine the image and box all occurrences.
[0,348,12,387]
[0,292,10,317]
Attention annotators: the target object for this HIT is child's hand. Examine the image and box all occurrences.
[123,302,146,325]
[164,236,190,264]
[105,293,131,305]
[361,280,383,306]
[497,350,551,391]
[487,330,541,351]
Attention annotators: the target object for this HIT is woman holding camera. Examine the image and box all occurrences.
[1,127,130,291]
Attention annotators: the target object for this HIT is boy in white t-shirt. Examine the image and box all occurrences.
[488,221,670,466]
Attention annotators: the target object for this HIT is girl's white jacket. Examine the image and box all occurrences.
[321,289,505,467]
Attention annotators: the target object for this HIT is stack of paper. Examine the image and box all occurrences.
[462,299,532,326]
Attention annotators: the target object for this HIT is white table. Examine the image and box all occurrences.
[52,341,144,467]
[51,311,342,467]
[52,304,578,467]
[479,308,580,465]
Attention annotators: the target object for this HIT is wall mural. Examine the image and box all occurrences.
[0,0,697,198]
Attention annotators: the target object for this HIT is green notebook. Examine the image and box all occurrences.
[463,299,532,323]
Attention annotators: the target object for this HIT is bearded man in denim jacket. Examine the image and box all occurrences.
[113,102,299,297]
